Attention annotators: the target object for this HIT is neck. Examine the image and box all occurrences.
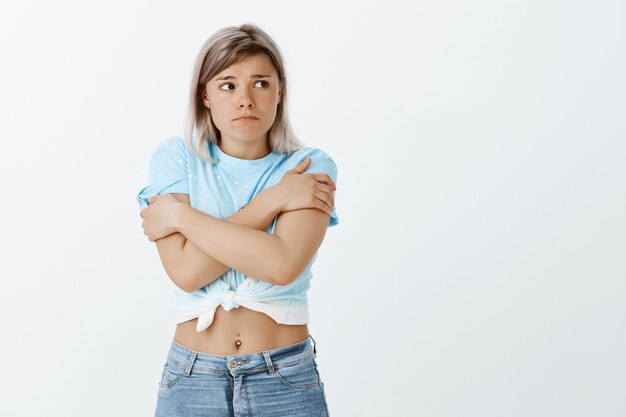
[218,137,271,160]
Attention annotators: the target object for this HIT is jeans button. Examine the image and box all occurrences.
[230,360,237,367]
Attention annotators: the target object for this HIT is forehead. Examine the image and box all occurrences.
[215,53,277,78]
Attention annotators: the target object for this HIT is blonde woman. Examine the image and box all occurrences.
[137,24,339,416]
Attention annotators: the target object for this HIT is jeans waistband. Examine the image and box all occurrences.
[166,334,318,377]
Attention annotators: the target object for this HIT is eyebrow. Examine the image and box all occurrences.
[215,74,272,82]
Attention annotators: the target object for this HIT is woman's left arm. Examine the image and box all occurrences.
[173,203,330,286]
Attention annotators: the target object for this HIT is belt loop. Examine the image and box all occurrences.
[262,351,275,375]
[183,351,198,376]
[309,334,317,355]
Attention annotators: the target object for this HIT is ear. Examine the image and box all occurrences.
[202,88,210,108]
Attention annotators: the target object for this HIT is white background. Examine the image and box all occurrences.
[1,0,624,416]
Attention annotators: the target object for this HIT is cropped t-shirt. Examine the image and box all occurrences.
[136,136,339,331]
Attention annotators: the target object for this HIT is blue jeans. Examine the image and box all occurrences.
[154,334,330,417]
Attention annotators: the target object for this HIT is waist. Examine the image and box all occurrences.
[174,305,309,356]
[165,334,316,376]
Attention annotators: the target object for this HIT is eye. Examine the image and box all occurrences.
[219,80,269,91]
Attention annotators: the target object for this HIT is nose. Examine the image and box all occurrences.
[238,87,255,108]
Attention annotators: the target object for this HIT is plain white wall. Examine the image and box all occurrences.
[1,0,624,416]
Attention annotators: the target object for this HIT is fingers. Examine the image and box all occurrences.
[310,173,336,190]
[286,156,311,174]
[314,189,334,214]
[315,182,335,207]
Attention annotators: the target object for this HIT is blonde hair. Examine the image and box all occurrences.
[184,23,304,164]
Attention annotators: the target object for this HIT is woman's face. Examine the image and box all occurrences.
[203,53,282,150]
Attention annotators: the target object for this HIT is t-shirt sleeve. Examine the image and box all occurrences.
[305,155,340,227]
[136,137,190,209]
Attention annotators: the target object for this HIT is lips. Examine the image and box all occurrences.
[234,116,259,121]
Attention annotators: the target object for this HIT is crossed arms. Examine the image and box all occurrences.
[152,189,330,293]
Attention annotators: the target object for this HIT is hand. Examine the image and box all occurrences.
[270,156,337,214]
[139,194,182,242]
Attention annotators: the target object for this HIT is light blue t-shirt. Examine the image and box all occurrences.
[136,136,339,331]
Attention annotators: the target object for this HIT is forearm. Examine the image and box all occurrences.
[154,232,188,291]
[174,202,289,286]
[180,189,282,290]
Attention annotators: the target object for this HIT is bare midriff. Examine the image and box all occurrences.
[173,305,309,356]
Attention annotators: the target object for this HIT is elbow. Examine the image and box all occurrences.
[178,280,198,294]
[166,266,197,293]
[272,241,298,285]
[178,273,201,293]
[275,261,304,286]
[271,262,293,286]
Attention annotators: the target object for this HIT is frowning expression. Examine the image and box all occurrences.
[203,53,282,147]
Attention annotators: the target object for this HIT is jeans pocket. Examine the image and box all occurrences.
[158,361,184,389]
[273,356,320,390]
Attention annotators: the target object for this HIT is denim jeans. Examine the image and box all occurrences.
[154,334,330,417]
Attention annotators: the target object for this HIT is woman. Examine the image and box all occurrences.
[137,23,339,416]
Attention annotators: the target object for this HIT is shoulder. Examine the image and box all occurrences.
[296,147,338,182]
[284,146,338,170]
[146,136,191,174]
[294,146,335,161]
[153,136,188,155]
[276,146,338,184]
[149,137,191,167]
